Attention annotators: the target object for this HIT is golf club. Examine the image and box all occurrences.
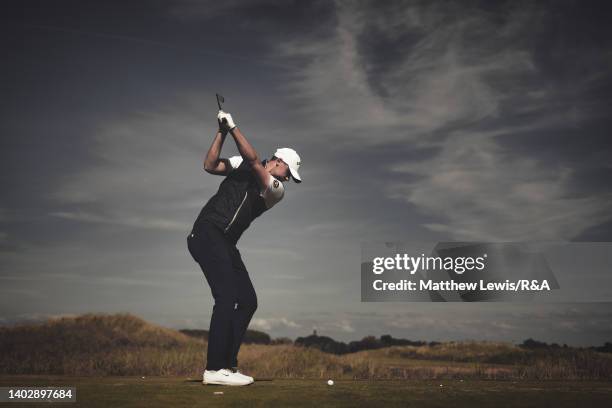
[216,93,228,126]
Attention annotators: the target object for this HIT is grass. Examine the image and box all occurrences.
[1,313,611,380]
[1,375,611,407]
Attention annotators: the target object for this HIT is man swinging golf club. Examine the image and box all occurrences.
[187,102,302,386]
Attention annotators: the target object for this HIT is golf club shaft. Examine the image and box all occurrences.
[216,93,227,126]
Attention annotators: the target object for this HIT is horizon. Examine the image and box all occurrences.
[1,311,610,349]
[3,311,609,349]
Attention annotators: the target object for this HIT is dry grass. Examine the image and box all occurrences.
[1,313,611,380]
[382,340,527,363]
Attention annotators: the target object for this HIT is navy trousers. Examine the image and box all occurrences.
[187,220,258,370]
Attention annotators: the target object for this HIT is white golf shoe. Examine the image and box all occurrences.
[202,368,252,386]
[230,368,254,384]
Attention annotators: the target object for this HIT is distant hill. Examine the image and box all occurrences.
[0,312,193,354]
[0,312,200,375]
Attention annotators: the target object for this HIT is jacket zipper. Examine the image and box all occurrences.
[224,191,248,233]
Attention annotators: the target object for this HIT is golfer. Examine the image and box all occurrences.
[187,109,302,386]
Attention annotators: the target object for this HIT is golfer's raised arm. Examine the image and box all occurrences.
[203,128,232,176]
[229,127,269,191]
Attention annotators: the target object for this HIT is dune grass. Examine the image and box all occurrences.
[1,313,611,380]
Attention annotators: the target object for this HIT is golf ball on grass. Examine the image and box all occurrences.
[327,379,334,386]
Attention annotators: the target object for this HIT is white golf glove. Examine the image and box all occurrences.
[217,110,237,131]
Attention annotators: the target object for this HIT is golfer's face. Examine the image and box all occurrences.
[273,158,290,181]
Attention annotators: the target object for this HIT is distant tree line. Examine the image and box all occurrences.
[520,338,612,353]
[180,329,612,355]
[594,342,612,353]
[293,333,440,355]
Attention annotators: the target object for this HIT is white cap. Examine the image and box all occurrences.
[274,147,302,183]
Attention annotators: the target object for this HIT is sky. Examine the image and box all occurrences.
[1,0,612,346]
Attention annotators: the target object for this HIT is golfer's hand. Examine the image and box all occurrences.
[217,110,237,131]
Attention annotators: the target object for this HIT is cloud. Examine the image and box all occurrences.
[45,103,222,235]
[0,287,43,299]
[240,245,303,261]
[270,1,542,146]
[268,1,612,241]
[301,221,360,238]
[511,307,612,337]
[169,0,249,21]
[272,5,396,143]
[327,319,355,333]
[385,130,612,241]
[250,317,301,331]
[49,210,187,231]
